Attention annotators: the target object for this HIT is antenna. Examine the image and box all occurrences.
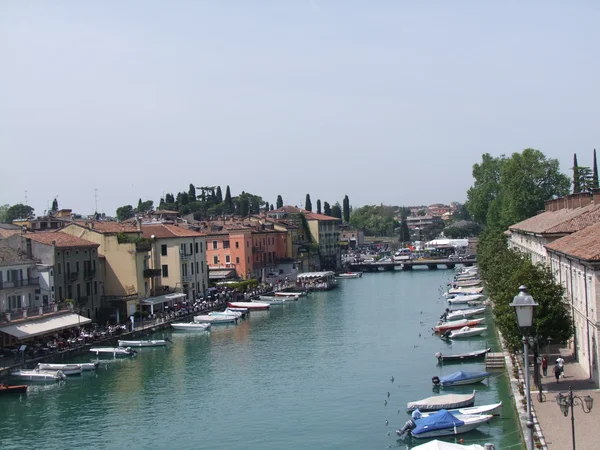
[94,189,98,213]
[25,190,28,206]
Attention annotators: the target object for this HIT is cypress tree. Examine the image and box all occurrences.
[270,204,274,211]
[216,186,223,203]
[305,194,312,212]
[51,198,59,212]
[573,153,580,193]
[265,201,270,211]
[593,149,599,189]
[316,199,322,214]
[224,186,233,213]
[342,195,350,222]
[188,184,196,200]
[276,195,283,209]
[323,202,331,216]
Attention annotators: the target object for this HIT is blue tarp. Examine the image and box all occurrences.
[412,409,464,436]
[440,371,490,384]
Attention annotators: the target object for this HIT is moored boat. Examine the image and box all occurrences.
[0,384,28,394]
[408,439,487,449]
[12,369,66,382]
[257,296,286,305]
[432,371,491,387]
[273,291,303,298]
[442,306,487,321]
[445,326,487,339]
[448,286,484,295]
[228,301,270,311]
[210,310,243,318]
[435,348,491,363]
[419,401,502,418]
[336,272,362,278]
[450,279,481,288]
[118,340,168,348]
[397,409,492,439]
[171,322,211,331]
[194,314,238,324]
[447,294,485,304]
[407,390,477,412]
[225,306,248,315]
[90,347,137,357]
[434,318,485,333]
[37,363,82,376]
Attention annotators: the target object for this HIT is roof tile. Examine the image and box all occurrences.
[26,231,99,249]
[142,224,206,239]
[546,221,600,261]
[510,204,600,234]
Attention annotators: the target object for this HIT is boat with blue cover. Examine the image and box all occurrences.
[396,409,492,439]
[432,371,491,387]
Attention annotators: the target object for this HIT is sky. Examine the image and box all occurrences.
[1,1,600,216]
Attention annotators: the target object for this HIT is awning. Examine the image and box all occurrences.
[208,269,237,280]
[0,313,92,340]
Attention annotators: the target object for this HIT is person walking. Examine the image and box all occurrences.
[542,355,548,377]
[554,362,562,383]
[556,356,565,378]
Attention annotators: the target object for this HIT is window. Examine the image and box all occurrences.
[189,243,193,254]
[50,269,53,276]
[225,255,231,263]
[200,242,203,252]
[161,245,167,256]
[162,265,169,277]
[235,242,239,249]
[75,250,79,255]
[247,241,249,247]
[213,255,219,265]
[57,263,62,275]
[76,261,80,273]
[236,257,240,264]
[94,281,98,294]
[84,250,87,254]
[93,260,96,272]
[66,262,71,274]
[195,242,199,253]
[196,261,199,273]
[67,285,72,298]
[8,295,21,310]
[58,286,63,301]
[212,241,218,250]
[191,263,194,274]
[223,240,230,249]
[247,257,250,263]
[201,261,204,273]
[86,282,91,296]
[76,284,81,300]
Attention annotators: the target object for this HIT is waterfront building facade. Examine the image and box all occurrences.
[0,247,39,318]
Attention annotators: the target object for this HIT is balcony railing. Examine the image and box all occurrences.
[150,286,178,297]
[0,278,40,290]
[136,241,153,252]
[68,272,79,282]
[180,252,193,261]
[0,302,70,325]
[84,270,96,279]
[182,274,194,283]
[143,268,162,278]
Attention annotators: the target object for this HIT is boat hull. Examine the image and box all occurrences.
[171,322,211,331]
[446,307,486,320]
[407,391,476,412]
[118,340,168,347]
[0,384,28,394]
[12,370,65,382]
[448,327,487,339]
[37,364,82,376]
[228,302,270,311]
[434,319,484,333]
[90,348,136,357]
[440,375,490,386]
[436,348,491,363]
[194,315,238,324]
[411,415,491,439]
[420,402,502,418]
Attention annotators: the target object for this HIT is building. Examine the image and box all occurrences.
[405,215,443,229]
[141,223,208,301]
[339,225,364,248]
[25,231,102,320]
[202,224,254,280]
[0,246,39,317]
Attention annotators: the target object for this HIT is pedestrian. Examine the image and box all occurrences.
[554,362,561,383]
[557,356,565,378]
[542,355,548,377]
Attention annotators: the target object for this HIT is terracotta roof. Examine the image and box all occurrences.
[546,221,600,261]
[26,231,99,249]
[0,247,37,267]
[0,228,19,239]
[509,204,600,235]
[142,224,205,239]
[67,221,140,234]
[270,206,340,222]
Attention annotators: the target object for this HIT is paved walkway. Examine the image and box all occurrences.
[531,348,600,450]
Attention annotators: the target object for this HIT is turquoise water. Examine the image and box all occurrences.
[0,269,523,449]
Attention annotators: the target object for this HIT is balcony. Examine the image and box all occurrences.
[150,286,178,297]
[68,272,79,282]
[252,246,265,253]
[0,302,70,325]
[180,252,193,261]
[182,274,194,283]
[135,241,153,252]
[84,270,96,280]
[0,278,40,290]
[143,268,162,278]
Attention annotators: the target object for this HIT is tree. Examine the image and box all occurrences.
[573,153,580,194]
[216,186,223,203]
[264,201,270,212]
[331,202,342,219]
[51,198,59,212]
[188,184,196,200]
[443,221,481,238]
[348,205,400,236]
[593,149,599,189]
[398,219,410,243]
[316,199,322,214]
[342,195,350,222]
[3,204,34,224]
[116,205,135,222]
[270,204,274,211]
[0,204,10,223]
[224,186,233,213]
[416,209,427,216]
[239,196,249,216]
[305,194,312,212]
[397,207,411,220]
[276,195,283,209]
[323,202,331,216]
[465,153,503,225]
[165,193,175,204]
[136,200,154,213]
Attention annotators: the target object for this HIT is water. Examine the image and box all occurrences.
[0,269,524,450]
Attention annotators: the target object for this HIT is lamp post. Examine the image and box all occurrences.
[510,285,539,450]
[555,385,594,450]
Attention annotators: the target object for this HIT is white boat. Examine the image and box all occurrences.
[226,307,248,314]
[257,296,286,305]
[419,401,503,418]
[118,340,168,348]
[398,410,493,439]
[228,301,270,311]
[451,279,481,288]
[210,310,243,318]
[36,363,82,376]
[447,326,488,339]
[448,286,484,295]
[336,272,363,278]
[407,390,477,412]
[76,362,101,371]
[409,440,487,450]
[444,307,487,321]
[90,347,136,357]
[447,294,485,304]
[274,291,304,298]
[12,369,66,382]
[171,322,211,331]
[194,314,238,324]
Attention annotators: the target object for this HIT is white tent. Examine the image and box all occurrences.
[426,238,468,248]
[411,439,488,450]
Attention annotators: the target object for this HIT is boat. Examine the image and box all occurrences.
[210,310,243,318]
[194,314,238,324]
[226,307,248,314]
[336,272,363,278]
[448,286,484,295]
[447,294,485,304]
[432,371,491,387]
[75,362,101,371]
[228,301,270,311]
[450,279,481,288]
[397,409,492,439]
[434,318,485,333]
[407,439,487,450]
[171,322,211,331]
[446,326,488,339]
[407,390,477,412]
[36,363,83,376]
[12,369,66,382]
[443,307,487,321]
[90,347,137,357]
[118,340,168,348]
[435,348,491,363]
[258,296,287,305]
[419,401,502,418]
[0,384,28,395]
[273,291,302,298]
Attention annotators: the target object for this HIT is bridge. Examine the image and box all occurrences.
[348,258,477,272]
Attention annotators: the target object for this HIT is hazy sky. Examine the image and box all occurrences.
[2,1,599,216]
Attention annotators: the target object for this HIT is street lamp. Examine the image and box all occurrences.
[510,285,538,450]
[555,385,594,450]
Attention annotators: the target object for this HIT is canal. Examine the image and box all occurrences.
[0,269,523,449]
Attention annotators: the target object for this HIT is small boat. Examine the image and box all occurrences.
[171,322,211,331]
[407,390,477,412]
[37,363,82,376]
[447,294,485,304]
[274,291,303,298]
[407,439,487,450]
[450,279,481,287]
[210,310,243,318]
[432,371,491,387]
[397,409,492,439]
[257,296,286,305]
[0,384,28,395]
[75,362,101,371]
[443,307,487,321]
[12,369,66,382]
[90,347,137,357]
[226,307,248,314]
[435,348,491,363]
[228,301,270,311]
[434,318,485,333]
[118,340,168,348]
[419,401,503,418]
[446,326,488,339]
[448,286,484,295]
[194,314,238,324]
[336,272,362,278]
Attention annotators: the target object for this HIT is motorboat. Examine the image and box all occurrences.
[0,384,28,395]
[256,296,286,305]
[407,390,477,412]
[78,362,101,371]
[210,310,243,318]
[37,363,83,376]
[336,272,363,278]
[447,294,485,304]
[434,318,485,334]
[12,369,66,382]
[194,314,238,324]
[90,347,137,357]
[118,340,168,348]
[397,409,492,439]
[226,307,248,314]
[419,401,502,418]
[432,371,491,387]
[450,279,481,288]
[228,301,270,311]
[171,322,211,331]
[407,439,487,450]
[445,326,488,339]
[442,307,487,321]
[448,286,484,295]
[435,348,491,363]
[274,291,303,298]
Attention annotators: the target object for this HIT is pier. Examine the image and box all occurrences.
[348,258,477,272]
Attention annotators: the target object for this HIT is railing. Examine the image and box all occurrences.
[252,246,265,253]
[0,302,70,325]
[0,278,40,289]
[84,270,96,279]
[150,286,177,297]
[143,268,162,278]
[179,252,193,261]
[68,272,79,282]
[136,241,152,252]
[182,274,194,283]
[102,293,140,303]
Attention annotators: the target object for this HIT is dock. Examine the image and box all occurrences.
[348,258,476,272]
[485,352,506,370]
